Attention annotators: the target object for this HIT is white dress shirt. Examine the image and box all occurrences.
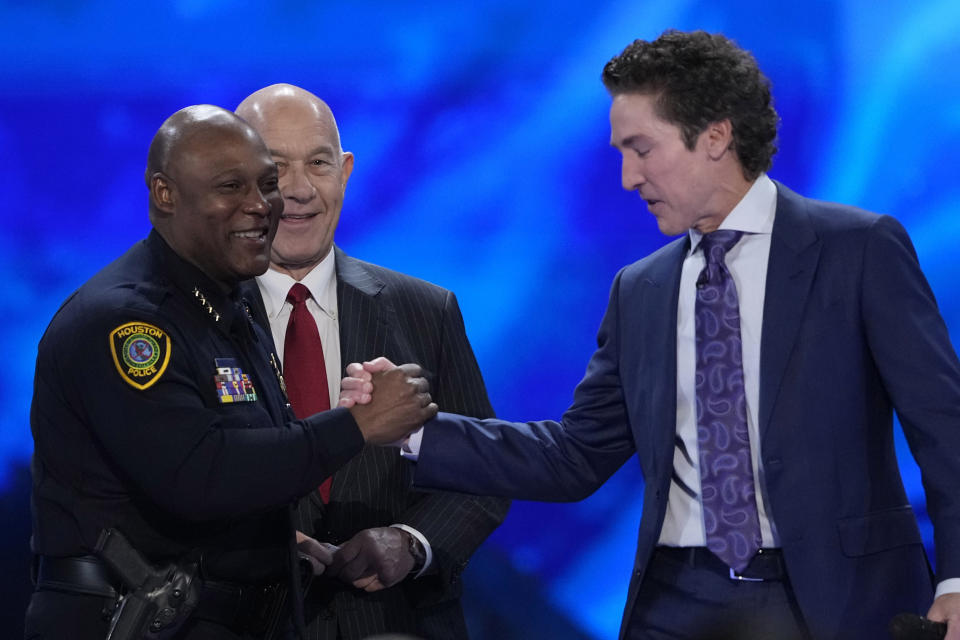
[256,249,341,410]
[256,249,433,577]
[658,174,779,548]
[655,176,960,598]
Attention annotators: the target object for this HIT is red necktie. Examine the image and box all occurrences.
[283,283,333,502]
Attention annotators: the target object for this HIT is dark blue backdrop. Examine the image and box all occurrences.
[3,1,960,637]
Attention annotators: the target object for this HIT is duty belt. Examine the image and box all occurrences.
[34,554,117,598]
[34,554,287,633]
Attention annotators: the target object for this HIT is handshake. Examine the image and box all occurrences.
[339,356,435,446]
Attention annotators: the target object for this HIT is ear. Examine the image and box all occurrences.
[339,151,355,189]
[703,119,734,160]
[149,173,177,215]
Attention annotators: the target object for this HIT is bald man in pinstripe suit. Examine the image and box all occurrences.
[236,84,508,639]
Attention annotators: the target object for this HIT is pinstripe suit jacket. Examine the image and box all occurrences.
[245,247,509,640]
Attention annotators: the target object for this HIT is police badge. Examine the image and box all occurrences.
[109,322,172,390]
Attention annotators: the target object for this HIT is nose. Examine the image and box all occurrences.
[244,186,271,217]
[621,154,645,192]
[282,163,317,203]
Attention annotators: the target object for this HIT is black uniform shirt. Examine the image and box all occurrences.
[30,230,364,581]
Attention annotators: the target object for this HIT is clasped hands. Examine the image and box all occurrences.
[344,357,435,445]
[297,527,419,592]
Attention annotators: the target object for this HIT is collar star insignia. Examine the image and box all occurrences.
[192,287,221,322]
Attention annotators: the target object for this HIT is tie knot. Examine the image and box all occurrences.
[287,282,312,305]
[700,230,743,265]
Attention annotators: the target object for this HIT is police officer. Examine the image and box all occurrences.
[25,105,436,640]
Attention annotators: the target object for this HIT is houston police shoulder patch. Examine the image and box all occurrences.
[109,321,172,390]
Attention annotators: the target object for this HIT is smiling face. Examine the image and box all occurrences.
[152,121,282,289]
[239,91,353,280]
[609,92,731,236]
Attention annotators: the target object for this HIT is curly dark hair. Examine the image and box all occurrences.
[602,30,779,180]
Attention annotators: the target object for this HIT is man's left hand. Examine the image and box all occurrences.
[927,593,960,640]
[327,526,415,592]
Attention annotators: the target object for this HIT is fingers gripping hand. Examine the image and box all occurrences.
[362,357,396,373]
[348,363,438,444]
[338,364,373,408]
[326,527,415,592]
[352,574,385,592]
[296,530,336,576]
[337,358,395,407]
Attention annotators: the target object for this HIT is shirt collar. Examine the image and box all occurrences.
[256,247,338,319]
[145,229,241,327]
[688,173,777,253]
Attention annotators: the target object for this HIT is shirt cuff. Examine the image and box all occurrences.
[935,578,960,599]
[390,523,433,579]
[400,427,423,461]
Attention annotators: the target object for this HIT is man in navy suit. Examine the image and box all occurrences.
[342,30,960,639]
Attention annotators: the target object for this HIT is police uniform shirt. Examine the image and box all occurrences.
[30,230,364,581]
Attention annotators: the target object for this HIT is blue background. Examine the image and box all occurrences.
[3,1,960,637]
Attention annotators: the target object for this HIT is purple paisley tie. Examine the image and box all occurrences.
[695,229,761,573]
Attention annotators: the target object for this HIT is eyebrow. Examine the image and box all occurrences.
[209,168,242,180]
[269,145,336,159]
[612,134,645,149]
[208,161,276,181]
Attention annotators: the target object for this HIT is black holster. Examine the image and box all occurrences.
[94,528,200,640]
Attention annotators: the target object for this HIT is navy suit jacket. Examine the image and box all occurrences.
[415,183,960,639]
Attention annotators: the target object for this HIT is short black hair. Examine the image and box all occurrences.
[602,30,779,180]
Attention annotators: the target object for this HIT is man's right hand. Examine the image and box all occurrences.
[348,362,437,444]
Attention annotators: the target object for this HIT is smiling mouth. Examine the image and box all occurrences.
[232,229,268,240]
[280,212,319,221]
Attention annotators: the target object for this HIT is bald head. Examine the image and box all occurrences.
[146,105,265,189]
[143,104,282,289]
[234,84,354,281]
[236,84,342,153]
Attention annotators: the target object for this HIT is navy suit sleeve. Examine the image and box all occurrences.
[861,215,960,581]
[415,270,637,501]
[399,291,509,605]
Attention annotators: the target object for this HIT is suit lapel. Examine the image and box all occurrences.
[758,183,822,440]
[631,238,687,477]
[328,248,390,507]
[335,247,388,367]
